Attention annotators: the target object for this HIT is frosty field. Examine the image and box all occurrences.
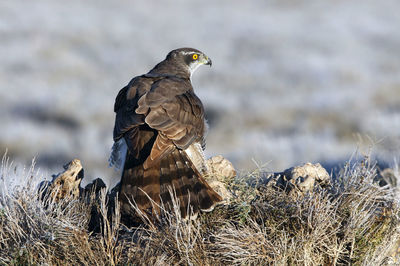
[0,0,399,186]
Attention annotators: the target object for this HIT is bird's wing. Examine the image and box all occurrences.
[112,77,153,160]
[136,77,205,168]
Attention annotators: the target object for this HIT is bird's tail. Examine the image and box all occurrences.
[119,147,222,219]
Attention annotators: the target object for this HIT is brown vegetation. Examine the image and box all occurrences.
[0,154,399,265]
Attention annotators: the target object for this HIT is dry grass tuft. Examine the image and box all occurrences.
[1,153,399,265]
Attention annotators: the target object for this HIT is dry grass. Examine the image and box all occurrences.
[1,154,399,265]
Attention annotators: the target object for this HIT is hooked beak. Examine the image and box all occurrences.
[205,56,212,67]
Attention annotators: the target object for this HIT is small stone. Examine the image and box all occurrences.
[206,155,237,203]
[206,155,237,182]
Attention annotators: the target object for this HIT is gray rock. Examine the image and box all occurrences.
[206,155,237,204]
[263,162,331,197]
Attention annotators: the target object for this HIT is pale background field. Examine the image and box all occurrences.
[1,0,399,187]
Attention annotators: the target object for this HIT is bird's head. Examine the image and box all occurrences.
[165,48,212,78]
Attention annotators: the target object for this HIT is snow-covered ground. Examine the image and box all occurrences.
[1,0,399,187]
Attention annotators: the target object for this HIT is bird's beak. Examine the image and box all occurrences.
[205,56,212,67]
[202,55,212,67]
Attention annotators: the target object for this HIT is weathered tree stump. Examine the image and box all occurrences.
[261,162,331,197]
[40,159,84,203]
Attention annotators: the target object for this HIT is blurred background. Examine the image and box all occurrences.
[1,0,399,187]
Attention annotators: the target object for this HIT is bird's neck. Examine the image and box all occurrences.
[148,60,191,80]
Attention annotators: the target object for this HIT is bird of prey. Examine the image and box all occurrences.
[109,48,222,219]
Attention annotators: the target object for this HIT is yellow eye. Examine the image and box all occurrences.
[192,54,198,60]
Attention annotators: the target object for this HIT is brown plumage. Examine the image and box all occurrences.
[110,48,222,219]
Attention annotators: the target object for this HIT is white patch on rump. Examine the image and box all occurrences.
[108,138,128,172]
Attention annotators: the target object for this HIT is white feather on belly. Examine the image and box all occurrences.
[184,142,208,176]
[108,138,128,172]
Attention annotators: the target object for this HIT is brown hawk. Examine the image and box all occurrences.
[109,48,222,218]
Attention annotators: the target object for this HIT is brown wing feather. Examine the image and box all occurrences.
[143,134,174,169]
[113,76,151,142]
[137,78,205,149]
